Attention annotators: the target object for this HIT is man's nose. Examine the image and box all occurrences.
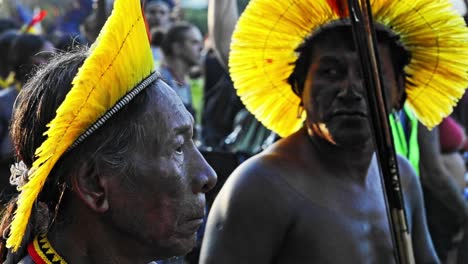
[337,80,363,103]
[190,148,217,194]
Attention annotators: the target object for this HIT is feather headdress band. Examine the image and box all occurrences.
[7,0,155,251]
[229,0,468,137]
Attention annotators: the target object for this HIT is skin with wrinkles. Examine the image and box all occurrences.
[47,81,217,263]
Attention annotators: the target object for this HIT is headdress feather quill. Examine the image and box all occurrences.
[7,0,154,251]
[230,0,468,137]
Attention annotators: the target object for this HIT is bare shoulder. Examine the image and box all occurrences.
[217,131,320,208]
[225,134,304,190]
[219,142,295,204]
[201,140,298,263]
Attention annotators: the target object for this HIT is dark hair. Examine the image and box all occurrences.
[160,22,194,57]
[0,31,18,78]
[8,33,50,84]
[0,19,18,35]
[287,22,411,96]
[151,27,165,47]
[48,31,87,52]
[0,48,153,262]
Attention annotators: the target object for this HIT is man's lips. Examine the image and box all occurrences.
[331,110,367,117]
[185,218,204,227]
[178,217,204,236]
[182,208,206,230]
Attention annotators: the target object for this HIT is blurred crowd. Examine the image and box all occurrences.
[0,0,467,263]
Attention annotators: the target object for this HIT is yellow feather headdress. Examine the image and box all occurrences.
[7,0,156,251]
[229,0,468,137]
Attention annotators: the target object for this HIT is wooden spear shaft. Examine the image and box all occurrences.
[346,0,415,263]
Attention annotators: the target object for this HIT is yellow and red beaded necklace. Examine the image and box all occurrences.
[27,234,67,264]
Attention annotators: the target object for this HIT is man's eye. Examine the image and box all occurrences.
[321,68,338,76]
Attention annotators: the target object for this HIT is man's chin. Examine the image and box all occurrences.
[143,232,198,261]
[327,122,372,148]
[162,234,198,257]
[336,136,372,149]
[176,234,198,255]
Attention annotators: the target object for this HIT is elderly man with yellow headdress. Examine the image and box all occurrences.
[0,0,216,263]
[200,0,468,263]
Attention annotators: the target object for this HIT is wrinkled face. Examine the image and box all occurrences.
[107,81,216,259]
[302,33,403,148]
[145,1,171,29]
[179,27,203,67]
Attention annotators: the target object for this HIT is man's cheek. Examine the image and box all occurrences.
[145,197,178,237]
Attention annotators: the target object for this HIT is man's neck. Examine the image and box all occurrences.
[163,56,189,83]
[304,127,375,184]
[47,205,156,264]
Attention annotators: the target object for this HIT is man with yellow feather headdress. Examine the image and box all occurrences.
[0,0,216,263]
[201,0,468,263]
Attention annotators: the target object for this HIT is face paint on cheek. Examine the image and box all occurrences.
[306,122,337,145]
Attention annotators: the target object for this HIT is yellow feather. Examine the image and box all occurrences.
[230,0,468,137]
[7,0,154,251]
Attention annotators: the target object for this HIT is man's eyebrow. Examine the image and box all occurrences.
[173,115,194,135]
[317,55,341,63]
[174,124,192,135]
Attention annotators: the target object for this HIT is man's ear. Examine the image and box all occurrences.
[71,162,110,213]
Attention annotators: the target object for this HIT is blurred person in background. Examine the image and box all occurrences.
[0,19,19,89]
[199,2,276,219]
[145,0,176,66]
[8,33,54,86]
[204,0,275,156]
[391,109,468,263]
[79,0,109,44]
[434,117,468,263]
[160,22,203,120]
[201,1,245,150]
[0,19,18,36]
[0,33,54,203]
[0,31,18,89]
[54,0,93,38]
[145,0,175,33]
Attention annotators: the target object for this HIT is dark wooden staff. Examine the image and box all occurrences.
[346,0,415,263]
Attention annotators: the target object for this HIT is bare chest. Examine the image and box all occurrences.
[274,168,397,263]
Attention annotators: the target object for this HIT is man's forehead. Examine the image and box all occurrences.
[309,34,393,63]
[311,31,353,50]
[309,42,356,62]
[149,81,193,128]
[305,23,400,54]
[187,27,203,41]
[147,1,170,10]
